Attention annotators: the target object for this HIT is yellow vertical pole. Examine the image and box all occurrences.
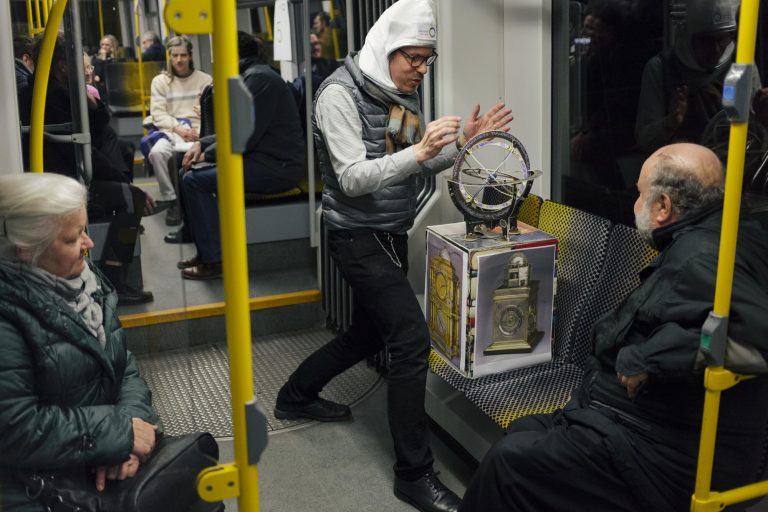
[210,2,261,511]
[135,2,148,123]
[29,0,69,173]
[691,1,760,510]
[97,0,104,40]
[42,0,49,25]
[34,0,42,33]
[26,0,34,36]
[262,6,273,41]
[328,0,341,59]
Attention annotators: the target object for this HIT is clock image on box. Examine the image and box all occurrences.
[428,249,460,360]
[486,252,540,354]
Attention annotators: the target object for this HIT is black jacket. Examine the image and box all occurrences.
[578,206,768,510]
[199,57,304,185]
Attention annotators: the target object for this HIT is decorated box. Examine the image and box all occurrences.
[425,222,557,378]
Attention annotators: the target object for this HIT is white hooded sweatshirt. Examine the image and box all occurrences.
[315,0,456,198]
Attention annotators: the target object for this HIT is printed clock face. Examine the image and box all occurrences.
[498,304,523,335]
[434,271,448,300]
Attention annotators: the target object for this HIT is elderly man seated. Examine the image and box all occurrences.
[460,143,768,512]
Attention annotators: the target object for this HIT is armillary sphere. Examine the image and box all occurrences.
[447,131,541,238]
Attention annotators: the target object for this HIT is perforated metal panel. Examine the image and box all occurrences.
[518,194,543,228]
[538,201,611,362]
[137,328,381,436]
[569,224,658,367]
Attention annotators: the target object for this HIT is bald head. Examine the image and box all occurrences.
[648,143,724,189]
[634,143,724,241]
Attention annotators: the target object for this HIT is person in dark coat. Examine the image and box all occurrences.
[460,143,768,512]
[175,32,305,280]
[141,31,166,62]
[0,172,160,512]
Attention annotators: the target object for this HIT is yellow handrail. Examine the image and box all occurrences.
[97,0,104,40]
[328,0,341,60]
[262,6,273,42]
[691,0,761,510]
[212,2,261,507]
[29,0,69,173]
[164,1,260,509]
[134,3,148,124]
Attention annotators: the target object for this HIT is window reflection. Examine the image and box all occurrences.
[561,0,768,225]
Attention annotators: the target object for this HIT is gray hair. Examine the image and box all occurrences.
[165,35,195,79]
[0,173,87,265]
[647,154,725,217]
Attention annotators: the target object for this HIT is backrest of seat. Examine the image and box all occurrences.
[569,223,658,367]
[198,84,215,138]
[518,193,543,228]
[537,200,611,363]
[104,61,141,113]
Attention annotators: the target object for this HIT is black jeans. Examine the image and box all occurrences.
[280,229,434,479]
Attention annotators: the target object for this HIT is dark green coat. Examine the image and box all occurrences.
[0,262,159,511]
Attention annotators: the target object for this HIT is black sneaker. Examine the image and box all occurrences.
[394,471,461,512]
[274,397,352,422]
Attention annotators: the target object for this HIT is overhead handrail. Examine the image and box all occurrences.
[691,0,764,510]
[164,1,265,511]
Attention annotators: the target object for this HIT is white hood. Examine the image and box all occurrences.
[358,0,437,93]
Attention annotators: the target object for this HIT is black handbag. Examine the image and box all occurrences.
[21,432,223,512]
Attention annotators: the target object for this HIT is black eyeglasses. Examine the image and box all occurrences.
[396,49,438,67]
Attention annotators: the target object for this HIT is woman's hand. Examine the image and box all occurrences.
[462,102,514,141]
[413,116,461,163]
[94,454,140,491]
[131,417,157,459]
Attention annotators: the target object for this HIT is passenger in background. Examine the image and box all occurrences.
[461,143,768,512]
[91,34,120,100]
[141,31,166,62]
[30,34,160,304]
[274,1,512,511]
[176,32,303,280]
[290,32,340,136]
[13,35,35,92]
[146,35,212,227]
[83,52,101,100]
[635,0,765,153]
[0,172,160,511]
[13,36,35,128]
[312,11,335,59]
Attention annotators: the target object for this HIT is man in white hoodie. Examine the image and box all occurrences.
[274,1,512,511]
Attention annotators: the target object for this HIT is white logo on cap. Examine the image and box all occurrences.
[417,23,436,40]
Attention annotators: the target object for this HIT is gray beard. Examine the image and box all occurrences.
[635,204,655,246]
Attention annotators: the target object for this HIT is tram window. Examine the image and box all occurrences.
[557,0,768,226]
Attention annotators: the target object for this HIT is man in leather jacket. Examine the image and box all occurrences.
[461,143,768,512]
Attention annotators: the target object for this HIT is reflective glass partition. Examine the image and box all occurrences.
[554,0,768,226]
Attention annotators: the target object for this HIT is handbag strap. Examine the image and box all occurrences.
[20,473,85,512]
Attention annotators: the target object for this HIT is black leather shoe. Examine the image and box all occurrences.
[117,286,154,305]
[165,204,182,226]
[394,472,461,512]
[274,397,352,422]
[164,226,192,244]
